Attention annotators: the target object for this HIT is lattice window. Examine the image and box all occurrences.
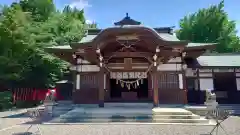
[159,72,179,89]
[80,74,98,89]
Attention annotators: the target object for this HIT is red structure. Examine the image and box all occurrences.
[12,88,60,103]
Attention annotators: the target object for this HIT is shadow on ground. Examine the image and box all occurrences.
[12,132,33,135]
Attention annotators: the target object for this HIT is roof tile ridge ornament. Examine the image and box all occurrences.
[114,12,141,26]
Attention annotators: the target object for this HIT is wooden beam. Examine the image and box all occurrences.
[107,63,149,67]
[104,52,154,58]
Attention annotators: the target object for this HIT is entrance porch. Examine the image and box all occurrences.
[72,70,187,105]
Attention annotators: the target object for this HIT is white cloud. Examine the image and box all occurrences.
[69,0,92,10]
[86,19,93,24]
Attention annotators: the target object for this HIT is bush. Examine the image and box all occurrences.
[15,100,41,108]
[0,91,13,111]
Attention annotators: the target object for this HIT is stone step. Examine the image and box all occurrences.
[59,110,152,119]
[59,114,200,120]
[104,103,153,108]
[153,114,200,119]
[56,118,152,123]
[153,118,209,124]
[60,114,152,119]
[152,108,193,115]
[53,117,209,124]
[82,108,152,114]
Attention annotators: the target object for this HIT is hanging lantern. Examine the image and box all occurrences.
[182,52,186,57]
[153,54,157,61]
[156,46,160,53]
[154,62,157,66]
[99,55,103,61]
[96,48,101,54]
[182,64,187,70]
[72,53,77,59]
[153,54,157,66]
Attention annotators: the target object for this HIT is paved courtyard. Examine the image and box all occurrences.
[1,109,240,135]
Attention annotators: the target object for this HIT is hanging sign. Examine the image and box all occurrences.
[110,72,147,79]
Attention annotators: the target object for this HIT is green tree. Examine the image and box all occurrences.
[0,4,66,88]
[0,1,89,89]
[19,0,55,21]
[176,1,240,53]
[29,11,85,46]
[63,5,85,22]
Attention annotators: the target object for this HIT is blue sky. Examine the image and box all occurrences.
[1,0,240,34]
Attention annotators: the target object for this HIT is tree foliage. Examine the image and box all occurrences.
[19,0,55,21]
[0,0,90,89]
[176,1,240,53]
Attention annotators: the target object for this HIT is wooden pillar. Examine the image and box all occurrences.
[181,53,188,104]
[148,73,153,99]
[98,68,104,107]
[182,70,188,104]
[72,70,76,102]
[152,67,159,107]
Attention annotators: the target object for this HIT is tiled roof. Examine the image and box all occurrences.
[158,33,180,41]
[187,43,217,47]
[197,55,240,67]
[78,33,215,48]
[45,45,72,49]
[79,35,97,43]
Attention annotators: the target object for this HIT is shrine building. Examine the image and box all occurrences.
[46,13,240,107]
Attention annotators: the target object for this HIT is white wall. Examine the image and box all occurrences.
[70,65,100,72]
[178,74,183,89]
[199,78,214,90]
[157,64,182,71]
[236,78,240,91]
[76,74,80,89]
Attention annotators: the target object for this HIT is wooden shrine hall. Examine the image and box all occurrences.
[46,13,240,107]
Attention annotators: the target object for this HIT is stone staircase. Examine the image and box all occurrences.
[152,108,209,124]
[57,107,153,123]
[49,103,212,124]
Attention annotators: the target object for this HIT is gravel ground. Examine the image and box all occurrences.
[1,110,240,135]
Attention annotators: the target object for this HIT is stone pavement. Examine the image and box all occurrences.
[0,121,240,135]
[1,108,240,135]
[0,115,240,135]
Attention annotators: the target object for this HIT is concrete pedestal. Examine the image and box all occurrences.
[204,101,218,110]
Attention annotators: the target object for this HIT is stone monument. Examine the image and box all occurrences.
[204,89,218,110]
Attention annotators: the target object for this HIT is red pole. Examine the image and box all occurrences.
[21,88,24,101]
[16,88,19,101]
[23,88,26,101]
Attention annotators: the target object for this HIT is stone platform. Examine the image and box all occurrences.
[152,108,209,124]
[47,103,214,125]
